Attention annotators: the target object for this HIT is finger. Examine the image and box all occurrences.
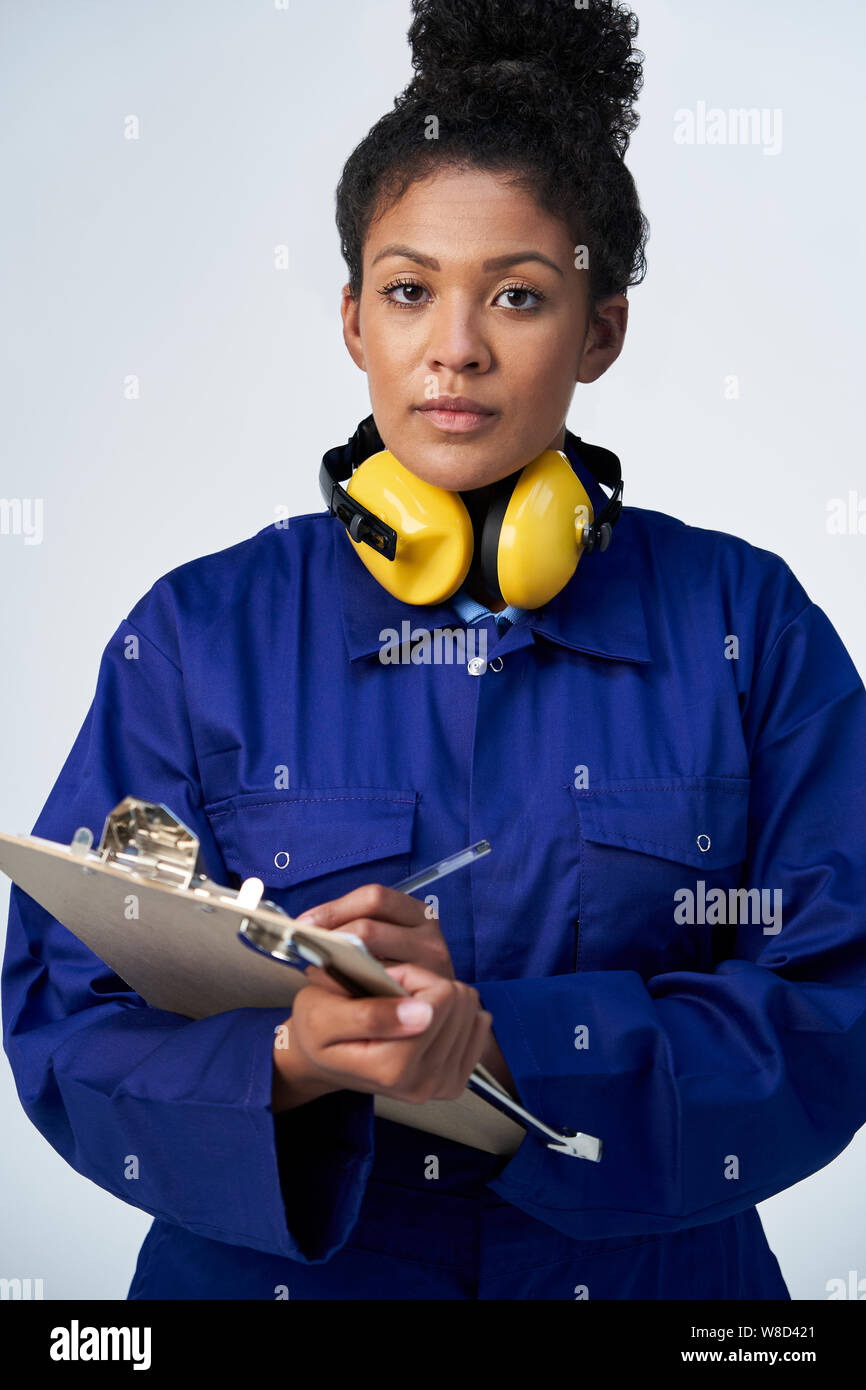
[321,990,462,1096]
[313,972,460,1095]
[382,978,472,1081]
[306,986,437,1048]
[295,882,426,930]
[311,982,472,1097]
[331,919,430,964]
[382,960,455,994]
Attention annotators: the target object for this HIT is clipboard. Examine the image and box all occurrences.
[0,797,601,1160]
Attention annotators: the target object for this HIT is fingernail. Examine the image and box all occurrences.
[397,1000,432,1027]
[295,913,319,925]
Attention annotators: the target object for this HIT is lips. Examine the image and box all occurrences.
[415,395,495,415]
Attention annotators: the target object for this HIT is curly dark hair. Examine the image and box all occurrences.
[335,0,649,311]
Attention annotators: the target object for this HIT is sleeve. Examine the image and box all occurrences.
[477,595,866,1241]
[1,586,375,1263]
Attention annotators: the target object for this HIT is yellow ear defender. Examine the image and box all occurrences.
[319,415,624,609]
[347,448,476,607]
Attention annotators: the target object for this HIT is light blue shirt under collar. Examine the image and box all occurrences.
[450,585,528,634]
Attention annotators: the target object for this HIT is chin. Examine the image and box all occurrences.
[401,460,503,492]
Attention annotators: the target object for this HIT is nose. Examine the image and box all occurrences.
[424,296,492,375]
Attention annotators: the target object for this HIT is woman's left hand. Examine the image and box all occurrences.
[295,882,456,990]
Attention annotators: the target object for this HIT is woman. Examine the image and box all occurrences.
[4,0,866,1301]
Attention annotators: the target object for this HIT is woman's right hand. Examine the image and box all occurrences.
[272,962,492,1111]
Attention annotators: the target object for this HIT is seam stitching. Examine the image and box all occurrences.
[750,600,813,687]
[568,782,748,796]
[208,795,415,819]
[228,840,408,872]
[120,614,182,675]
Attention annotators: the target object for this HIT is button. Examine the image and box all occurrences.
[696,834,711,852]
[274,851,291,868]
[467,657,487,676]
[489,656,504,672]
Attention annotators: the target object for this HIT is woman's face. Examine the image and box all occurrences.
[341,164,628,491]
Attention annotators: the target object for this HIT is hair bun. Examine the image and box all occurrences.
[406,0,643,155]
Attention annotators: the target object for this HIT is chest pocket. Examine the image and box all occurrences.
[569,777,750,978]
[205,787,417,917]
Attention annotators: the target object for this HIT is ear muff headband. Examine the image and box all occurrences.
[479,472,520,604]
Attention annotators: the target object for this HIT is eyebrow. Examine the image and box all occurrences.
[370,244,565,278]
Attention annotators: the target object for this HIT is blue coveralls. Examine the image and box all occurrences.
[4,437,866,1299]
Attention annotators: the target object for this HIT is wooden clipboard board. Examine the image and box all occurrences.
[0,799,528,1157]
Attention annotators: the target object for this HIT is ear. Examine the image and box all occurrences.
[576,294,629,385]
[341,284,367,372]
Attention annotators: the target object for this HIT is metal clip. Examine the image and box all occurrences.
[467,1070,603,1162]
[91,797,206,889]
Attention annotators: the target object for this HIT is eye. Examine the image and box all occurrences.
[493,283,545,312]
[378,278,430,309]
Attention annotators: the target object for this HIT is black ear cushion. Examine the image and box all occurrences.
[352,414,385,469]
[479,472,521,602]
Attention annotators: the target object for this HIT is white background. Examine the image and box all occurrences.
[1,0,864,1299]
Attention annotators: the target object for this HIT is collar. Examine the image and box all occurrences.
[333,435,652,665]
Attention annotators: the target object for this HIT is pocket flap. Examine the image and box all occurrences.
[570,777,750,870]
[207,788,417,887]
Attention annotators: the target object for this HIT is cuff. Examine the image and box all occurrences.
[50,1004,376,1262]
[475,975,679,1241]
[475,980,553,1198]
[271,1085,376,1263]
[255,1008,376,1263]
